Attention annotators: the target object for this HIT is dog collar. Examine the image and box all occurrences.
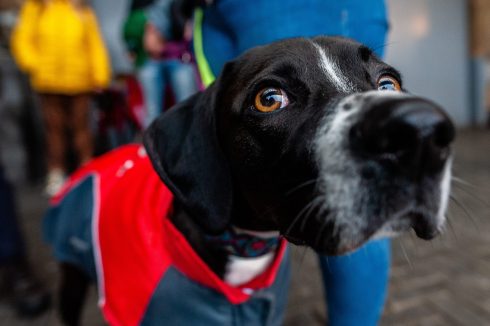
[205,227,280,258]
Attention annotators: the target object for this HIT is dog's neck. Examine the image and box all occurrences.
[169,203,280,285]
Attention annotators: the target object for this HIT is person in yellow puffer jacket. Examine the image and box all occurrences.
[11,0,111,195]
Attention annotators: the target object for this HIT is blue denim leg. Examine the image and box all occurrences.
[202,0,388,76]
[0,166,25,264]
[339,0,389,58]
[163,60,199,104]
[318,239,391,326]
[137,59,166,128]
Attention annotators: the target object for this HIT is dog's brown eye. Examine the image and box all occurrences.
[254,87,289,112]
[377,75,401,92]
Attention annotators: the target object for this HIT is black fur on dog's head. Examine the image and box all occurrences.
[144,36,455,255]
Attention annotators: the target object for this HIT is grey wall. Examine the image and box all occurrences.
[385,0,471,126]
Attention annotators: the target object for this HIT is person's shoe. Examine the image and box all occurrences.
[45,169,65,197]
[1,260,51,318]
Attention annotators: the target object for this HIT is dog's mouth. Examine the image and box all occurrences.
[406,210,441,240]
[369,209,442,242]
[282,207,443,256]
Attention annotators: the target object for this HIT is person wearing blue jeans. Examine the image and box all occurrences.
[138,57,198,127]
[147,1,390,324]
[126,0,199,128]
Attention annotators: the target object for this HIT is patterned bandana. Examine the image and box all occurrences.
[206,228,280,258]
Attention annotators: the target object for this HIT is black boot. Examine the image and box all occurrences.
[1,259,51,318]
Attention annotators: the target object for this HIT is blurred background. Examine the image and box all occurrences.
[0,0,489,325]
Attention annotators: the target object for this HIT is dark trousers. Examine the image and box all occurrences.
[39,93,93,172]
[0,165,24,265]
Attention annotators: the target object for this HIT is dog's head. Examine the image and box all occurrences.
[144,36,455,255]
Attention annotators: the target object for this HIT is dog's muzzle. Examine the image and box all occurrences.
[311,93,456,254]
[350,96,455,240]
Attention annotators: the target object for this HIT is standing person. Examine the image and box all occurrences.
[11,0,111,196]
[0,2,50,318]
[146,1,390,325]
[0,165,51,317]
[126,0,199,128]
[91,0,133,77]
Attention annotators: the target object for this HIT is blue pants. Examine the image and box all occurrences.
[319,239,390,325]
[138,59,199,128]
[0,166,25,265]
[200,1,390,324]
[202,0,389,75]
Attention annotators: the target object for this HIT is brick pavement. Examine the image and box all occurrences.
[1,128,489,325]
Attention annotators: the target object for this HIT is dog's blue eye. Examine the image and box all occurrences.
[254,87,289,112]
[377,75,401,91]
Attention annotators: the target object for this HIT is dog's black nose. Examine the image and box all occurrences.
[350,97,455,177]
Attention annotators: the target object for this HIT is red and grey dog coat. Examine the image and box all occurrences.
[44,145,290,326]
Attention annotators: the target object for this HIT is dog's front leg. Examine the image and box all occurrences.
[59,263,90,326]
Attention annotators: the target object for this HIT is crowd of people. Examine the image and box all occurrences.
[0,0,392,325]
[10,0,199,196]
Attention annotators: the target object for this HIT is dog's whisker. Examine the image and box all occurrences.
[284,196,323,236]
[442,218,451,237]
[398,240,413,269]
[444,214,458,240]
[451,176,480,190]
[284,202,315,236]
[449,194,479,230]
[371,41,396,53]
[295,246,309,274]
[299,197,325,235]
[408,231,420,255]
[451,180,489,207]
[314,219,329,248]
[285,179,318,196]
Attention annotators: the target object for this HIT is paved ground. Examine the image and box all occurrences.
[1,128,489,325]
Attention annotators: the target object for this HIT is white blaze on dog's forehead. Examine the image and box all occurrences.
[311,42,355,93]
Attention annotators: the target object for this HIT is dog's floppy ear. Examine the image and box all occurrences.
[143,87,232,234]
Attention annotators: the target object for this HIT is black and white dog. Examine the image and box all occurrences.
[51,36,455,325]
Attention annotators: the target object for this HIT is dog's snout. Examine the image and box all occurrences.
[350,98,455,177]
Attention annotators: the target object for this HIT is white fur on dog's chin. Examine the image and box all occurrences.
[371,157,452,240]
